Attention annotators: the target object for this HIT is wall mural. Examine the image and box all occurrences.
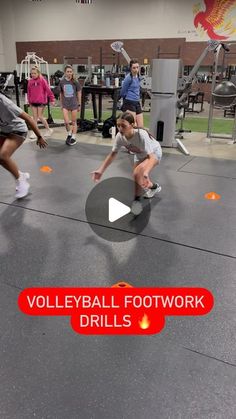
[193,0,236,40]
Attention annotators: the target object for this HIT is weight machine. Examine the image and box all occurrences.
[110,41,131,65]
[0,70,21,106]
[110,39,229,156]
[19,52,59,126]
[206,42,236,144]
[19,52,49,82]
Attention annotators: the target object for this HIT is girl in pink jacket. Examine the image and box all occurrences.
[27,66,55,139]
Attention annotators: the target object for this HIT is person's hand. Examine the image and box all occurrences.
[36,136,48,149]
[91,170,102,182]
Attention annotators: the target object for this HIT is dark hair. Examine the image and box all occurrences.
[129,59,140,80]
[64,65,76,82]
[118,111,135,124]
[129,59,139,69]
[118,111,155,140]
[64,64,73,71]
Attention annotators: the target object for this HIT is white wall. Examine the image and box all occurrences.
[12,0,199,41]
[0,0,17,71]
[1,0,236,69]
[0,23,5,70]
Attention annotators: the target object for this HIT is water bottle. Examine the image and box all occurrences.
[111,126,116,139]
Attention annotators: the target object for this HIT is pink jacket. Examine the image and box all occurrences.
[27,76,54,104]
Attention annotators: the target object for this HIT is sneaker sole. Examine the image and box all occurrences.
[67,141,77,146]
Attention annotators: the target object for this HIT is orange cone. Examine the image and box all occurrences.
[112,281,133,288]
[40,165,53,173]
[204,191,221,200]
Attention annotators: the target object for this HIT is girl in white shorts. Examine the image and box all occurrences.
[91,111,162,202]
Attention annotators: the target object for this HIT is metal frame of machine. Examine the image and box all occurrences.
[111,40,235,155]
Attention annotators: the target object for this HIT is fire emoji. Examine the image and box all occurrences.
[139,314,151,330]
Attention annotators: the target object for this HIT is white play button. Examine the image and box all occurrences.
[108,197,131,223]
[85,177,151,242]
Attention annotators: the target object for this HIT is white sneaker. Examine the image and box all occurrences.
[29,132,37,139]
[45,128,53,137]
[15,172,30,199]
[16,172,30,190]
[143,183,162,199]
[67,137,77,146]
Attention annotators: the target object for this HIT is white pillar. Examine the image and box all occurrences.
[0,0,17,71]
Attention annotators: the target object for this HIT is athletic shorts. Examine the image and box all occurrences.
[0,131,27,143]
[121,99,142,115]
[30,103,46,107]
[134,148,162,163]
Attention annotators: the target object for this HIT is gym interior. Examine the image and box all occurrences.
[0,1,236,418]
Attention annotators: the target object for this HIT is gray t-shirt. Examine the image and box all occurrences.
[112,128,162,160]
[59,77,81,110]
[0,93,27,133]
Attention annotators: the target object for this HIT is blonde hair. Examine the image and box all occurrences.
[31,66,41,77]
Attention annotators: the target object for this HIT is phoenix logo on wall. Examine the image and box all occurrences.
[193,0,236,40]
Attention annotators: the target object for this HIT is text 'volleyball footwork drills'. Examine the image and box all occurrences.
[18,287,214,335]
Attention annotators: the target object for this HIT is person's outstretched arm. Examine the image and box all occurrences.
[91,151,118,182]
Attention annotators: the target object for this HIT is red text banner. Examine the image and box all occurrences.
[18,287,214,335]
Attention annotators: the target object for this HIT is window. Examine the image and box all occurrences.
[75,0,93,3]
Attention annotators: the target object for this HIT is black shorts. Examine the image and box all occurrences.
[0,131,27,142]
[30,103,46,107]
[121,99,142,115]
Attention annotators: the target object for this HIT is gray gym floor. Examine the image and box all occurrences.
[0,139,236,419]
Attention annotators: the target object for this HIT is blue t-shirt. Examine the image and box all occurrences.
[120,74,140,101]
